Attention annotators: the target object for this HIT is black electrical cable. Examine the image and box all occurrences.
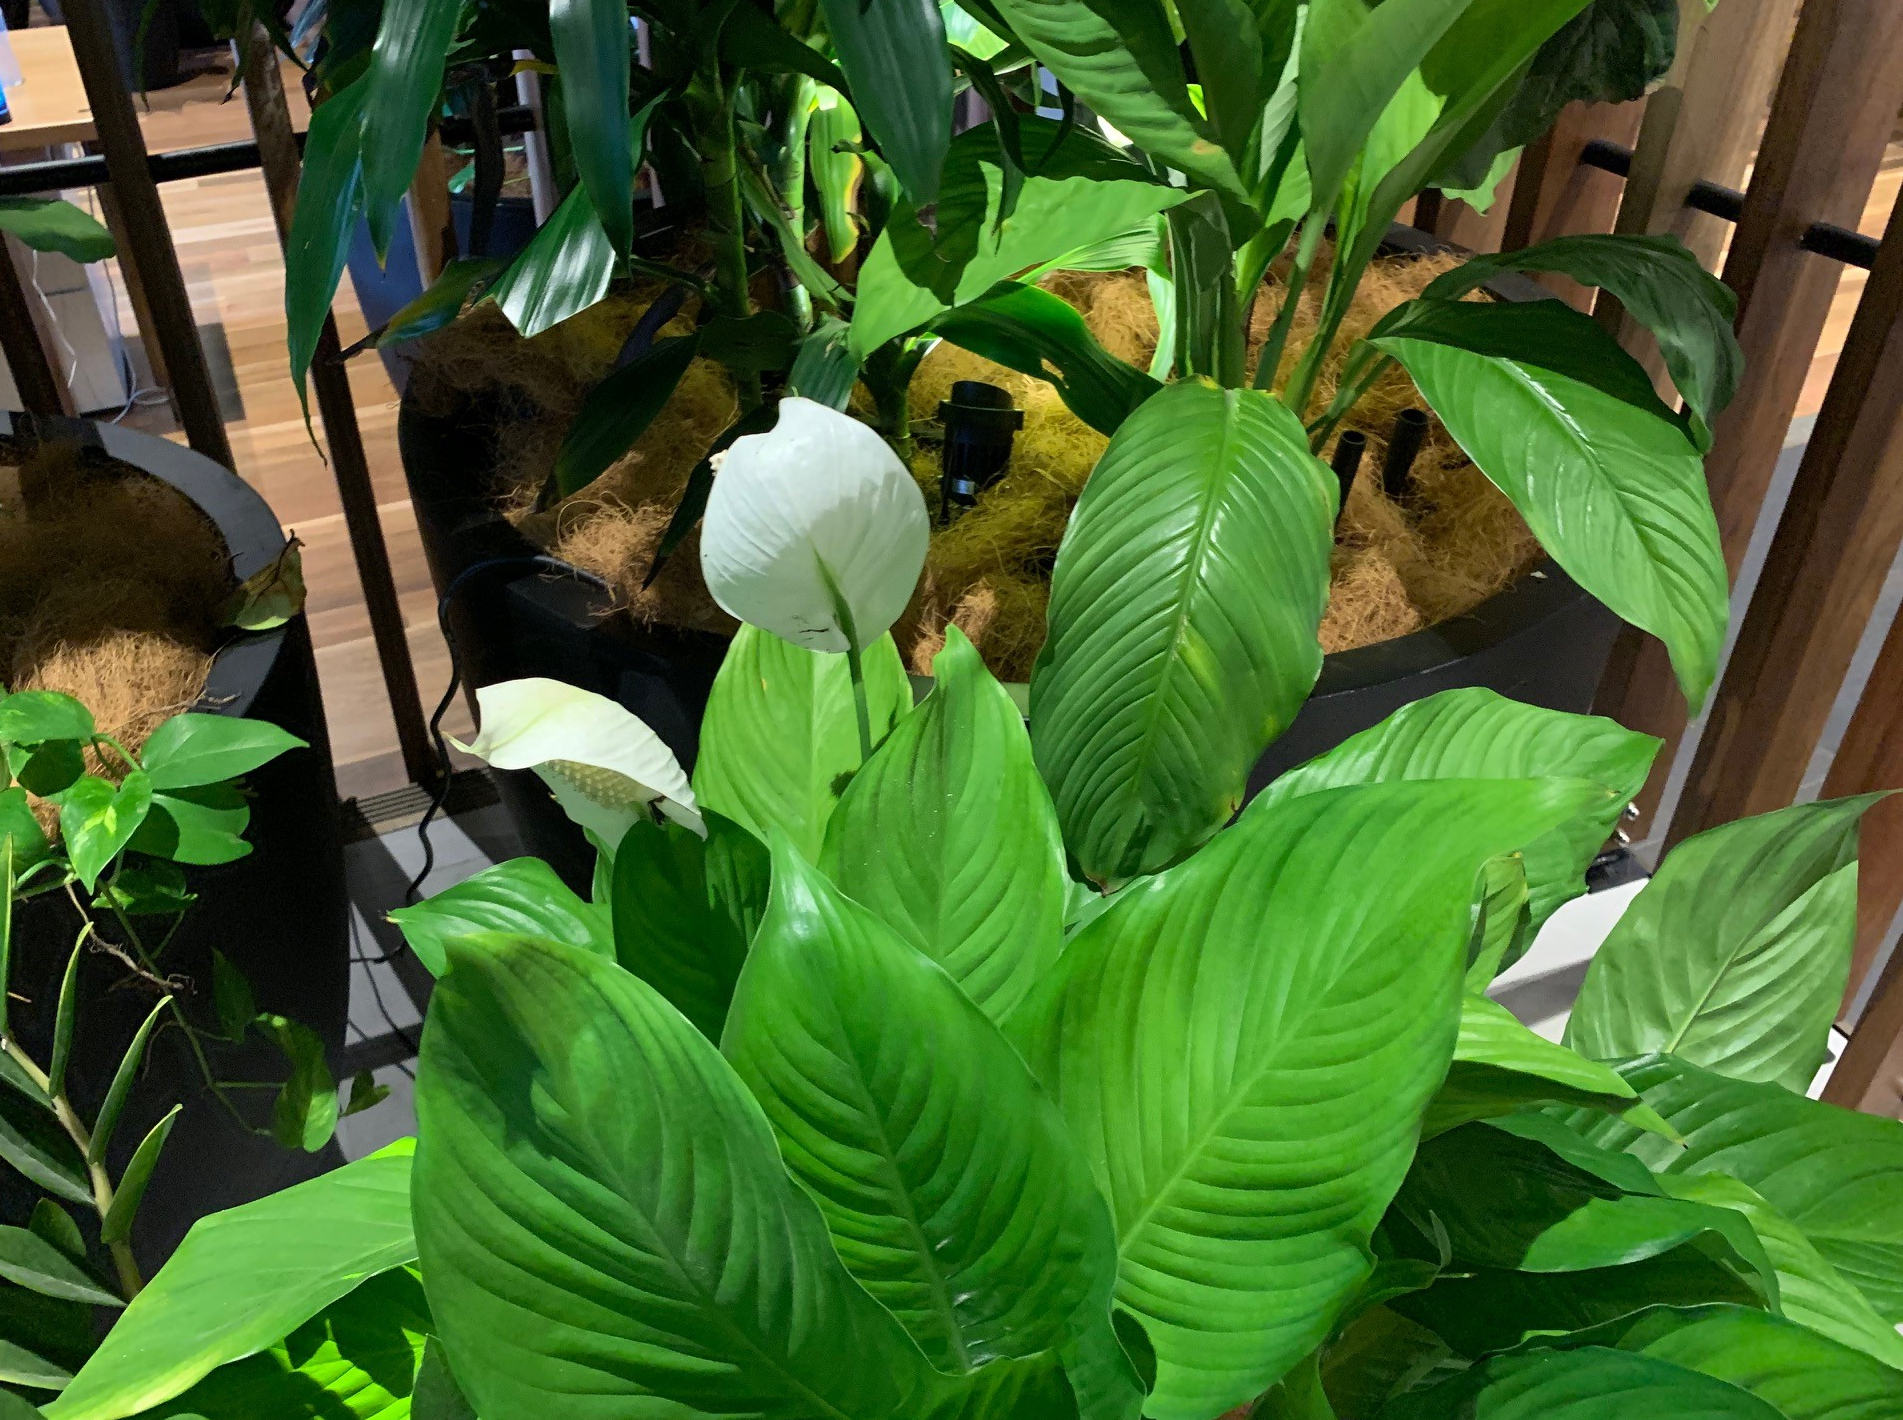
[349,949,419,1078]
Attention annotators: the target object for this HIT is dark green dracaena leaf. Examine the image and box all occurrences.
[1008,775,1611,1419]
[550,0,633,258]
[1563,1054,1903,1325]
[550,332,700,499]
[1380,1344,1785,1420]
[610,810,768,1041]
[356,0,466,256]
[389,856,612,976]
[1426,234,1741,448]
[375,255,507,348]
[138,713,304,792]
[486,182,614,338]
[722,837,1118,1374]
[692,625,912,862]
[1565,796,1883,1091]
[1253,687,1659,927]
[46,1141,417,1420]
[285,81,371,407]
[808,90,865,265]
[1374,312,1728,710]
[823,625,1067,1024]
[0,198,116,263]
[720,3,850,90]
[1029,379,1335,886]
[411,932,1002,1419]
[815,0,953,203]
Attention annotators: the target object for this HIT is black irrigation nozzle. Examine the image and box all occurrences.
[938,380,1023,523]
[1381,407,1430,502]
[1330,430,1367,528]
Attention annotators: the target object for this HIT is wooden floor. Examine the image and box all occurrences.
[19,51,1903,800]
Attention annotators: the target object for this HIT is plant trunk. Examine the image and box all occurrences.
[688,74,761,408]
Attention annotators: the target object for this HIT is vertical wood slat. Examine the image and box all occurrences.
[237,27,438,789]
[1594,0,1903,835]
[1667,185,1903,847]
[58,0,234,469]
[1500,100,1646,308]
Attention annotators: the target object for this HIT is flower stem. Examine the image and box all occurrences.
[844,640,874,764]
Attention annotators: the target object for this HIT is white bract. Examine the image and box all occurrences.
[699,396,929,653]
[454,678,705,844]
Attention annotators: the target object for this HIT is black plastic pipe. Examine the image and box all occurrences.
[1381,409,1429,501]
[1330,429,1367,527]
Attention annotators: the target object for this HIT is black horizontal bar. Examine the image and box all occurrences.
[0,105,534,199]
[1578,137,1877,271]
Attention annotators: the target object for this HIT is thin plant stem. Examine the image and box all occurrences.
[1307,345,1393,451]
[688,69,761,409]
[1254,220,1327,394]
[844,640,874,765]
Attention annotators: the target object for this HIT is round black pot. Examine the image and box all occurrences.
[0,413,349,1277]
[397,224,1620,883]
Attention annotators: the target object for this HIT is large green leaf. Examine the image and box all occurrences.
[692,626,911,862]
[724,839,1116,1372]
[1467,853,1534,987]
[1029,379,1335,885]
[982,0,1244,201]
[551,333,699,498]
[1009,776,1607,1420]
[486,182,615,338]
[822,626,1067,1023]
[933,283,1159,437]
[59,773,152,891]
[0,198,115,263]
[138,714,304,793]
[1424,996,1674,1139]
[1662,1175,1903,1371]
[1376,332,1727,709]
[610,810,768,1041]
[1382,1345,1784,1420]
[1427,235,1741,447]
[413,933,949,1418]
[817,0,952,203]
[809,90,865,265]
[1565,797,1881,1090]
[551,0,633,258]
[46,1143,416,1420]
[850,120,1193,356]
[1253,688,1658,926]
[356,0,464,254]
[0,1226,120,1307]
[389,857,611,976]
[1566,1054,1903,1323]
[1501,1304,1903,1420]
[0,1091,91,1208]
[285,81,371,404]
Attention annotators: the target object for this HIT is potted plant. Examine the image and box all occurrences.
[25,393,1900,1420]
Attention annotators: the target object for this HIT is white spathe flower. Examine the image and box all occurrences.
[453,678,705,844]
[700,396,928,654]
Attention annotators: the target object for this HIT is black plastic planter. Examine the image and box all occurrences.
[398,224,1621,882]
[0,413,349,1275]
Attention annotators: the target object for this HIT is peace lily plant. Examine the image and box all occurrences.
[20,398,1903,1420]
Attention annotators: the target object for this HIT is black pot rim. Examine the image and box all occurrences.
[0,412,290,721]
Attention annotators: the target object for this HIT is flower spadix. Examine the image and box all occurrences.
[454,678,704,843]
[700,396,928,653]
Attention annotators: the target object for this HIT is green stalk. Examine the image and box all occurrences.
[1285,229,1384,418]
[844,641,874,764]
[688,73,760,408]
[1307,345,1393,452]
[774,77,817,332]
[1254,220,1327,395]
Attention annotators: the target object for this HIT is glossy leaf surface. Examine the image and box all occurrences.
[487,183,614,338]
[1383,1344,1784,1420]
[390,857,611,976]
[817,0,952,202]
[550,0,632,257]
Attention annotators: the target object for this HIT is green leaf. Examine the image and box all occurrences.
[254,1017,337,1154]
[1395,1122,1774,1299]
[1566,797,1882,1090]
[138,714,304,792]
[1254,688,1657,926]
[218,539,306,631]
[1467,853,1533,986]
[343,1068,391,1119]
[125,784,253,867]
[0,1284,97,1394]
[700,310,798,379]
[48,939,80,1099]
[0,788,50,871]
[1426,996,1675,1139]
[486,182,614,338]
[788,316,861,409]
[211,951,256,1040]
[1661,1175,1903,1371]
[0,198,115,264]
[985,0,1244,201]
[0,1325,77,1392]
[809,90,865,264]
[0,1091,91,1208]
[389,857,611,977]
[822,625,1067,1023]
[411,1338,476,1420]
[412,933,946,1419]
[99,1104,178,1246]
[376,255,506,347]
[94,862,195,916]
[851,119,1193,355]
[90,997,170,1164]
[0,692,94,745]
[1383,1345,1784,1420]
[0,1226,120,1307]
[15,742,85,799]
[610,811,767,1040]
[817,0,952,202]
[1009,776,1609,1420]
[29,1201,84,1261]
[692,625,912,861]
[550,0,632,258]
[285,81,371,407]
[1030,379,1335,885]
[356,0,464,255]
[46,1141,417,1420]
[724,837,1117,1371]
[721,4,850,89]
[1376,332,1727,710]
[934,282,1160,437]
[1500,1304,1903,1420]
[1427,235,1741,447]
[1568,1055,1903,1323]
